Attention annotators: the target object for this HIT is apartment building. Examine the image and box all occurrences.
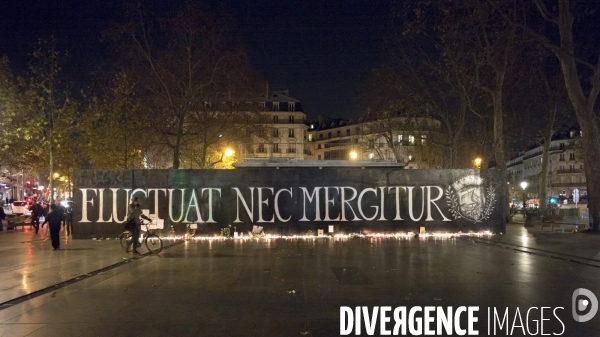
[506,129,587,201]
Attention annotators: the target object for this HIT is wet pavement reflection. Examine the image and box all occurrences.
[1,223,600,336]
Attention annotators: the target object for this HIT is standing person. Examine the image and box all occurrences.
[127,197,151,254]
[0,205,5,231]
[29,198,44,234]
[64,200,73,235]
[41,204,63,250]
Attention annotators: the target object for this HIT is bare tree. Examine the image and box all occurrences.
[106,3,260,169]
[500,0,600,230]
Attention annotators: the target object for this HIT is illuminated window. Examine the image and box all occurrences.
[421,135,426,145]
[409,135,415,145]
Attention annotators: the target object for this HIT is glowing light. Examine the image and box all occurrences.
[53,173,60,179]
[350,151,358,160]
[520,181,527,190]
[474,157,482,168]
[148,231,494,242]
[224,148,234,157]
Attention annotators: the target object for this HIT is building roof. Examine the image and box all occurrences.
[265,90,300,103]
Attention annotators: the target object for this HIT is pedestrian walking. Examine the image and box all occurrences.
[41,204,63,250]
[53,199,66,229]
[29,198,44,234]
[127,197,151,254]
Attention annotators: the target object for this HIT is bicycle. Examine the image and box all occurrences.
[119,220,163,254]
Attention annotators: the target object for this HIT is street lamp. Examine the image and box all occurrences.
[349,150,358,160]
[474,157,482,168]
[224,148,234,157]
[520,181,528,209]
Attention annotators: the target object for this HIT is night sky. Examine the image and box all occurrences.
[0,0,391,120]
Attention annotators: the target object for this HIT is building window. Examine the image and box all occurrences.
[289,115,294,123]
[287,144,296,153]
[289,102,295,111]
[273,129,279,137]
[273,115,279,123]
[258,143,265,153]
[409,135,415,145]
[337,130,341,137]
[308,134,313,142]
[346,129,350,136]
[319,134,323,140]
[289,129,295,138]
[569,153,575,160]
[272,144,280,153]
[318,144,321,149]
[398,135,403,143]
[559,153,565,161]
[318,155,321,160]
[328,132,332,139]
[272,102,279,111]
[580,164,583,169]
[421,134,426,145]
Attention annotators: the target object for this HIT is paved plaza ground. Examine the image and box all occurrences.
[1,218,600,337]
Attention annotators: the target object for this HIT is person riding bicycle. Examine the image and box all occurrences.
[127,197,151,254]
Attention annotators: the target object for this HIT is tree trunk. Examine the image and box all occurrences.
[450,142,458,169]
[553,0,600,231]
[172,111,186,169]
[492,90,506,170]
[538,134,551,214]
[49,142,53,204]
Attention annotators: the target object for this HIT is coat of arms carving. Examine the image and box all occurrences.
[445,175,496,223]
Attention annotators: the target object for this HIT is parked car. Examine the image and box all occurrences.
[11,200,32,216]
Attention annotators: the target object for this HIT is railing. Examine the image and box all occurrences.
[556,169,582,174]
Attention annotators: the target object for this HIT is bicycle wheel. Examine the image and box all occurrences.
[120,231,133,252]
[145,233,163,254]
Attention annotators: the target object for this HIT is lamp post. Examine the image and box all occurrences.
[521,181,533,227]
[474,157,482,169]
[520,181,528,210]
